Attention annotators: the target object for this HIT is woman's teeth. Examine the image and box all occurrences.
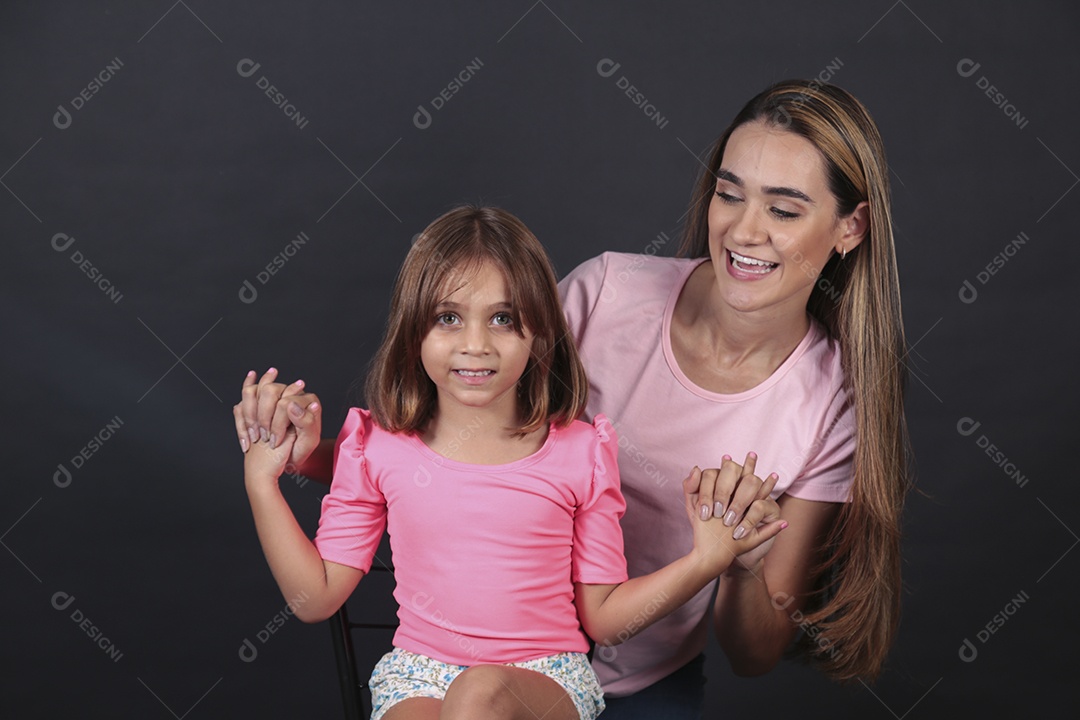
[730,250,778,274]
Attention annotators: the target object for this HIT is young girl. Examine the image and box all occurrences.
[239,205,786,720]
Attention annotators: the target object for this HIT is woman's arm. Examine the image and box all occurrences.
[244,434,363,622]
[712,495,840,675]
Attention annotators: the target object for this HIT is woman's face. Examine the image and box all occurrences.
[707,120,865,317]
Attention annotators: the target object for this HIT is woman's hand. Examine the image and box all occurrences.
[232,368,322,470]
[683,460,785,576]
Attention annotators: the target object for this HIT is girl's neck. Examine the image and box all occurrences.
[421,402,548,465]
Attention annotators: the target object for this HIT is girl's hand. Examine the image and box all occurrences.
[244,429,297,488]
[682,464,785,576]
[233,368,322,467]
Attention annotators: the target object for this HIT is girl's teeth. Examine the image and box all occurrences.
[457,370,493,376]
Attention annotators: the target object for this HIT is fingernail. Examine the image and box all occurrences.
[268,366,277,373]
[309,402,320,412]
[733,526,746,540]
[723,510,737,527]
[240,437,249,453]
[722,454,731,461]
[288,403,303,417]
[748,451,757,459]
[714,501,724,517]
[248,426,259,444]
[259,427,269,442]
[247,370,255,377]
[700,505,711,521]
[295,379,304,388]
[780,521,789,530]
[269,433,277,448]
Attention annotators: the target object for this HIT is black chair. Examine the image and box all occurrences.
[327,558,397,719]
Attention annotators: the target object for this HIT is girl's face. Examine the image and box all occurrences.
[420,260,534,421]
[707,120,865,318]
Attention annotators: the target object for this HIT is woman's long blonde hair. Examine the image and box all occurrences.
[680,80,911,681]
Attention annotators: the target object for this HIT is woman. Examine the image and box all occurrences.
[234,79,911,718]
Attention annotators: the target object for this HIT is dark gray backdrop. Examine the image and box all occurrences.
[4,1,1077,717]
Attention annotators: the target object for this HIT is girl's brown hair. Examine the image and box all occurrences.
[681,80,912,682]
[366,205,588,435]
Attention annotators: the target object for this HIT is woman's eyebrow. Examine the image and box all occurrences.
[717,167,815,204]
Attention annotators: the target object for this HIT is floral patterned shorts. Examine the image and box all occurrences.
[369,647,604,720]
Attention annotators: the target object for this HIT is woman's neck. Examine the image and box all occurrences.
[672,262,811,392]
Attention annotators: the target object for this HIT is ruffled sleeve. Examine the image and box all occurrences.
[571,414,629,584]
[313,408,387,573]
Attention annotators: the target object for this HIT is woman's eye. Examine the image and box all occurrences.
[770,207,799,220]
[492,313,514,327]
[715,190,741,204]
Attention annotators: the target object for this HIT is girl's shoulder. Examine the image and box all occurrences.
[553,414,618,470]
[336,407,407,451]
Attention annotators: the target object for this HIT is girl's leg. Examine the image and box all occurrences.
[441,665,580,720]
[381,697,442,720]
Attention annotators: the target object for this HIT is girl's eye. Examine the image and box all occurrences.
[492,312,514,327]
[435,313,459,326]
[715,190,741,204]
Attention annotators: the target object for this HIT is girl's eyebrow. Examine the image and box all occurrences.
[717,167,815,204]
[435,300,513,311]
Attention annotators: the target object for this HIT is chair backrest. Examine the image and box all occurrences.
[327,561,398,719]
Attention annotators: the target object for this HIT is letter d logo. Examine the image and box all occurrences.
[53,105,72,130]
[596,58,621,78]
[238,279,258,304]
[236,58,261,78]
[956,417,981,437]
[238,638,258,662]
[958,638,978,662]
[52,591,76,611]
[956,58,981,78]
[413,105,432,130]
[54,463,72,488]
[958,279,978,304]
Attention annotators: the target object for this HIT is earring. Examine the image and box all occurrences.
[841,247,847,260]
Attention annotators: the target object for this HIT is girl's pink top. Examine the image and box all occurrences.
[315,408,629,665]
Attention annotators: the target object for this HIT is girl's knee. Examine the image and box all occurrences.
[441,665,519,718]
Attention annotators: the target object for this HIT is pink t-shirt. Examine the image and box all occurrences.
[558,252,856,696]
[314,408,629,666]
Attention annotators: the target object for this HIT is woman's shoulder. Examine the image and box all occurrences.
[560,252,701,311]
[566,251,697,281]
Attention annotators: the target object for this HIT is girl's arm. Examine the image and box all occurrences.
[244,432,363,622]
[575,466,786,647]
[712,496,840,676]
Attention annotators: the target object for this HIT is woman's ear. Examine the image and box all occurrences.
[843,201,869,250]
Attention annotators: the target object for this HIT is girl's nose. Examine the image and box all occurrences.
[459,323,491,354]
